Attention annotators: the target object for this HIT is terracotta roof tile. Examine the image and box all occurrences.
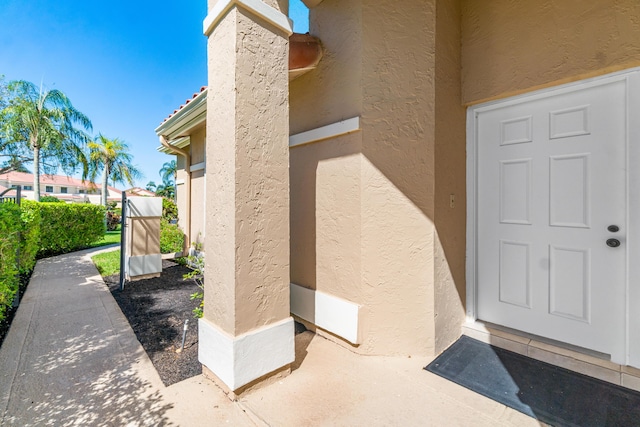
[161,86,207,124]
[125,187,156,197]
[0,171,122,193]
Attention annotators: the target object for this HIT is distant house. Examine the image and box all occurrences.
[125,187,156,197]
[0,171,122,204]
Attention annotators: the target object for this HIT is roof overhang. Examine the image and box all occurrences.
[156,33,323,154]
[155,88,208,152]
[157,136,191,154]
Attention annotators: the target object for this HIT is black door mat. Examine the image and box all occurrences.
[425,335,640,427]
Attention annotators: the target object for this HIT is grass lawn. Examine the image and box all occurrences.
[86,230,121,249]
[91,249,120,276]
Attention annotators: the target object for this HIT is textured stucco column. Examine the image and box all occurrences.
[200,0,293,392]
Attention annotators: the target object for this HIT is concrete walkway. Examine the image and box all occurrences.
[0,248,543,426]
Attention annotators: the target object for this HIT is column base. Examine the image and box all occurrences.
[198,317,295,391]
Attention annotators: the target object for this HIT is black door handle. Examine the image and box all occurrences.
[607,238,621,248]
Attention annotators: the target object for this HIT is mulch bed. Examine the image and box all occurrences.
[0,272,32,349]
[104,259,202,386]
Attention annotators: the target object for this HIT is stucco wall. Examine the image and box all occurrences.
[289,132,362,301]
[289,0,362,134]
[434,0,466,354]
[289,0,465,356]
[360,0,439,356]
[289,0,364,310]
[190,126,206,165]
[175,156,188,233]
[188,125,206,246]
[190,170,205,245]
[461,0,640,104]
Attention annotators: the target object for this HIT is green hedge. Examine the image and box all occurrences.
[19,201,41,274]
[0,203,21,322]
[0,200,106,322]
[162,197,178,222]
[160,219,184,254]
[36,202,106,256]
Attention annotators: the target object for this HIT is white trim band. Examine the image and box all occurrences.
[198,317,294,390]
[204,0,293,36]
[290,283,361,344]
[190,161,205,172]
[175,179,185,185]
[289,116,361,148]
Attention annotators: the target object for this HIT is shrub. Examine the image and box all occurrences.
[37,202,106,256]
[183,253,204,318]
[106,211,121,231]
[40,195,62,203]
[0,203,21,322]
[19,201,41,274]
[160,219,184,254]
[162,197,178,222]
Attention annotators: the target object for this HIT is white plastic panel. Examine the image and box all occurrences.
[500,159,532,224]
[549,154,590,228]
[127,254,162,277]
[127,196,162,218]
[499,240,531,308]
[550,246,590,323]
[550,105,590,139]
[500,115,533,145]
[290,283,360,344]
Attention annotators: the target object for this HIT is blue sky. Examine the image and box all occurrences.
[0,0,309,189]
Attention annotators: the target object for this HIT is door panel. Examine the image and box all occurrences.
[476,79,627,360]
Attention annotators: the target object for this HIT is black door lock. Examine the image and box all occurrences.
[606,238,621,248]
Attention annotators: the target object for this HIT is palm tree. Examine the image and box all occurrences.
[145,181,157,192]
[154,179,175,199]
[86,134,142,206]
[0,80,92,201]
[159,160,176,185]
[0,156,31,174]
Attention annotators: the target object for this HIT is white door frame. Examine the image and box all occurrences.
[466,67,640,367]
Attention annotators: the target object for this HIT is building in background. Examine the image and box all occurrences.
[0,171,122,204]
[125,187,157,197]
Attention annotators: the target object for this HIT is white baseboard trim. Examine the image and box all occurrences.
[290,283,360,344]
[198,316,294,391]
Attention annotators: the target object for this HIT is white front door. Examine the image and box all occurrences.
[474,78,627,361]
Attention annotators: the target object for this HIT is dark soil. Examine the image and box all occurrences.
[104,259,202,386]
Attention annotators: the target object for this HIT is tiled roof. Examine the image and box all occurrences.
[0,171,122,194]
[126,187,156,197]
[161,86,207,125]
[0,171,85,186]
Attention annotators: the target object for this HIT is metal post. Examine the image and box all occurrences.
[119,191,127,291]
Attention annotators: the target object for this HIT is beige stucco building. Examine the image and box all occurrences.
[0,171,122,204]
[157,0,640,395]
